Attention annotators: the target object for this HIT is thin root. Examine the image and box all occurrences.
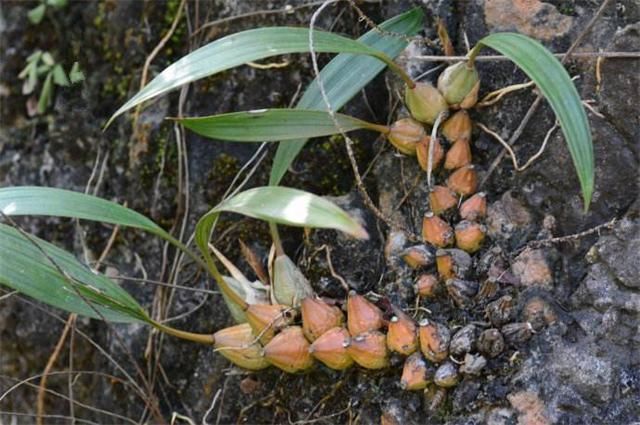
[476,81,535,107]
[477,122,559,172]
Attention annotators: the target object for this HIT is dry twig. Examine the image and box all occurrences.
[308,0,416,238]
[527,217,617,248]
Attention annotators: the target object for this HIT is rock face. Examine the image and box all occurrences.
[1,1,639,424]
[484,0,574,41]
[509,203,640,424]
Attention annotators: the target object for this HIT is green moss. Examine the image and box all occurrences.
[290,134,369,196]
[93,1,106,28]
[206,153,241,200]
[163,0,187,58]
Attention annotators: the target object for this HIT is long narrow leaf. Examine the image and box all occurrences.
[177,109,384,142]
[474,32,594,210]
[0,186,194,255]
[107,27,402,127]
[195,186,368,274]
[270,8,424,185]
[0,223,148,323]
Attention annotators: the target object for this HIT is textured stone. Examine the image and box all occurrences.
[552,344,615,404]
[598,23,640,153]
[507,391,551,425]
[485,0,573,41]
[517,118,637,234]
[511,249,553,289]
[592,216,640,289]
[486,191,534,247]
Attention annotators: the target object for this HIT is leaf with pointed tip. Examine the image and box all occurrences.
[0,186,194,256]
[37,72,53,114]
[107,27,402,128]
[0,223,148,323]
[28,4,46,24]
[177,109,385,142]
[195,187,368,280]
[474,32,594,210]
[270,7,424,185]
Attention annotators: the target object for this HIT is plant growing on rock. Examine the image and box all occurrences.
[1,4,594,405]
[18,50,84,114]
[27,0,68,25]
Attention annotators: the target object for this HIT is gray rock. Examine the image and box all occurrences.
[516,118,638,235]
[551,343,615,404]
[486,191,534,247]
[591,216,640,289]
[598,23,640,153]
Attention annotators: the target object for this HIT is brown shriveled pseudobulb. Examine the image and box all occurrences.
[447,165,478,196]
[436,249,473,281]
[245,303,293,344]
[309,327,353,370]
[429,185,458,215]
[213,323,270,371]
[446,278,479,308]
[441,110,472,143]
[434,361,460,388]
[387,309,418,355]
[444,139,472,170]
[416,136,445,172]
[347,291,384,336]
[454,221,487,253]
[401,352,433,390]
[401,244,435,269]
[459,192,487,221]
[301,297,344,342]
[347,331,390,369]
[419,319,451,363]
[262,326,314,373]
[423,212,454,248]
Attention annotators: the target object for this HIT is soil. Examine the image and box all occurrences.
[1,1,638,424]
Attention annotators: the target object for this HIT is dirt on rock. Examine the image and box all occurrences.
[1,1,638,424]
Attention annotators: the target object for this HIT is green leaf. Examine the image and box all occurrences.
[36,64,52,75]
[28,4,46,24]
[474,32,594,210]
[69,62,85,83]
[270,8,424,185]
[0,186,202,267]
[47,0,68,8]
[0,186,179,243]
[177,109,385,142]
[0,223,148,323]
[41,52,55,66]
[26,50,44,63]
[21,63,39,95]
[52,64,70,86]
[194,186,368,276]
[107,27,401,128]
[37,72,54,114]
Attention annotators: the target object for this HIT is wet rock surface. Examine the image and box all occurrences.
[1,1,639,424]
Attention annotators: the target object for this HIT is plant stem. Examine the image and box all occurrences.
[467,44,483,68]
[204,253,249,310]
[153,321,215,345]
[379,55,416,89]
[269,222,284,257]
[365,121,391,135]
[162,233,209,271]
